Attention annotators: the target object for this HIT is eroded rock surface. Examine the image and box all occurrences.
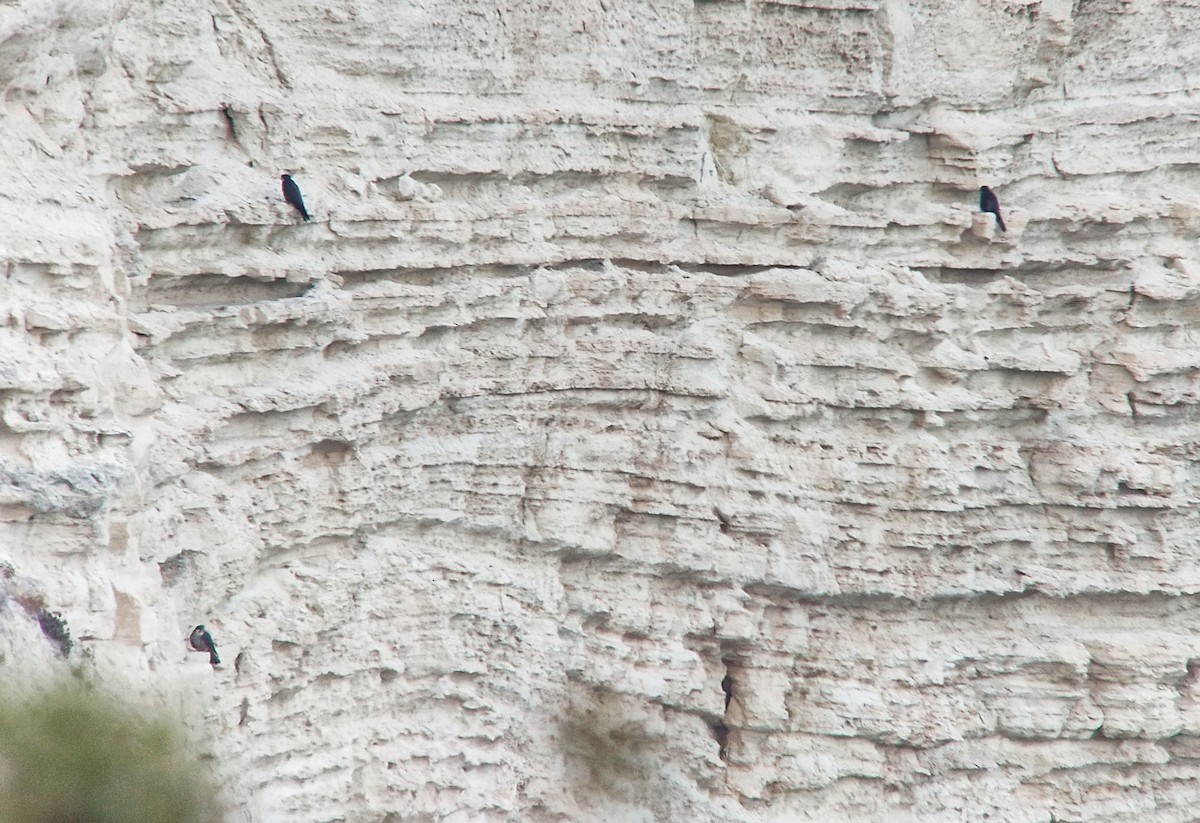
[4,0,1200,820]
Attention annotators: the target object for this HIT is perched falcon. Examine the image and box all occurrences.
[189,625,220,666]
[281,173,310,221]
[979,186,1006,232]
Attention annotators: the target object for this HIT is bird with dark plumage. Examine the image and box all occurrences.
[979,185,1006,232]
[281,173,310,221]
[189,625,220,666]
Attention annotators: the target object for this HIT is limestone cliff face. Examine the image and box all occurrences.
[4,0,1200,820]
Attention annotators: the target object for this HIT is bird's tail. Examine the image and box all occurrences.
[996,214,1006,232]
[209,650,220,666]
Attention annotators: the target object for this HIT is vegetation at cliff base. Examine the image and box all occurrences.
[0,683,222,823]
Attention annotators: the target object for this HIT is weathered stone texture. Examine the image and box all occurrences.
[4,0,1200,820]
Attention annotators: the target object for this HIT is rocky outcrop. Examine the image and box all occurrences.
[4,0,1200,820]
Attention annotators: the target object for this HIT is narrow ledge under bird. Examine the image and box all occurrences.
[281,173,310,221]
[189,625,220,666]
[979,185,1006,232]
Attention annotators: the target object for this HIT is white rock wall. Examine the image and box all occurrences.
[4,0,1200,820]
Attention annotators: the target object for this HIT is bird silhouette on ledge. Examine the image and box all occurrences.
[979,185,1006,232]
[281,173,310,221]
[189,625,220,666]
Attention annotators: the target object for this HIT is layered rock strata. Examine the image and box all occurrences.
[4,0,1200,820]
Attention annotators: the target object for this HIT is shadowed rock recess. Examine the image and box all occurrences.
[4,0,1200,820]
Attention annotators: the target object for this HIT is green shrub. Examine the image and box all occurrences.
[34,610,72,658]
[0,683,222,823]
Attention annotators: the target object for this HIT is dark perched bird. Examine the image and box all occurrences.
[189,625,220,666]
[979,185,1006,232]
[281,173,310,221]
